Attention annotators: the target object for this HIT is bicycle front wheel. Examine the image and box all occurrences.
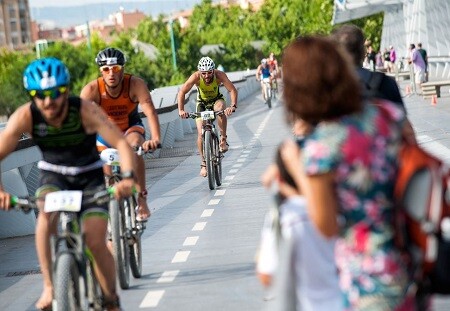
[213,134,222,186]
[125,196,142,278]
[110,199,130,289]
[54,253,82,311]
[204,130,215,190]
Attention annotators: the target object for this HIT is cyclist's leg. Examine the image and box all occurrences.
[261,81,266,100]
[34,173,64,310]
[80,170,120,311]
[96,135,113,185]
[196,102,207,177]
[124,125,150,221]
[214,99,228,152]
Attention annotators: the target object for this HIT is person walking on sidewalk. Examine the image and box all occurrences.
[81,47,161,222]
[178,56,237,177]
[0,57,137,310]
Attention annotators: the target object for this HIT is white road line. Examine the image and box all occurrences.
[157,270,180,283]
[139,290,165,308]
[192,222,207,231]
[172,251,190,263]
[214,190,226,196]
[237,158,246,163]
[243,150,251,153]
[208,199,221,205]
[240,154,249,158]
[183,236,199,246]
[232,163,243,168]
[224,175,235,181]
[228,169,238,174]
[201,209,214,217]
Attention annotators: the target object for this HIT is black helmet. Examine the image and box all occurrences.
[95,47,126,66]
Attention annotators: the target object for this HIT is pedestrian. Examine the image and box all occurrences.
[389,45,397,73]
[278,35,415,310]
[408,43,426,91]
[417,43,428,82]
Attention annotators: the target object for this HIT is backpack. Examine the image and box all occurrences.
[394,140,450,294]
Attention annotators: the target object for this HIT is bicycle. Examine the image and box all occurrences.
[100,145,160,289]
[262,77,272,108]
[188,110,224,190]
[12,188,114,311]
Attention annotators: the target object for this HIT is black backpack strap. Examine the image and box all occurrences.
[366,71,384,93]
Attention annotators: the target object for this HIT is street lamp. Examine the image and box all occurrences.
[168,18,177,71]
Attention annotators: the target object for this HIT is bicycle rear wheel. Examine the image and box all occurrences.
[213,134,222,186]
[54,253,82,311]
[110,199,130,289]
[204,131,215,190]
[125,196,142,278]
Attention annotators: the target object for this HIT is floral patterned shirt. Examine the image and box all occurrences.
[303,101,411,310]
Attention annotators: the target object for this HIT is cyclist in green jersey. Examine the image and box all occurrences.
[0,58,136,311]
[178,56,237,177]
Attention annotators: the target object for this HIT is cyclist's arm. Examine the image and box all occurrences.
[80,80,100,104]
[216,71,238,109]
[177,73,198,117]
[255,65,261,80]
[0,104,33,207]
[131,76,161,145]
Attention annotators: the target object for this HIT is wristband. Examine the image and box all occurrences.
[121,171,135,180]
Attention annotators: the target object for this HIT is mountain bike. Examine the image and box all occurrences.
[100,145,160,289]
[12,188,113,311]
[262,77,272,108]
[188,110,224,190]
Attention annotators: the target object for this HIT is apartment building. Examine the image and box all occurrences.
[0,0,32,49]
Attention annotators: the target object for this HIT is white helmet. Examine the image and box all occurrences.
[261,58,267,65]
[198,57,215,71]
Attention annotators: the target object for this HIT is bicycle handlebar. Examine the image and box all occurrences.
[187,110,225,120]
[134,143,162,156]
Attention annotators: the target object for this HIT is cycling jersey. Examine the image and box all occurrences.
[197,74,224,104]
[30,96,100,167]
[268,59,278,71]
[97,74,141,131]
[261,66,271,79]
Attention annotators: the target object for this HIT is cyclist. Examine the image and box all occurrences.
[81,47,161,222]
[0,57,136,311]
[267,52,280,89]
[178,56,237,177]
[256,58,273,101]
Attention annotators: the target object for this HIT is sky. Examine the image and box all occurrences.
[28,0,198,8]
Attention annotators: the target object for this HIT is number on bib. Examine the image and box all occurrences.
[200,111,215,121]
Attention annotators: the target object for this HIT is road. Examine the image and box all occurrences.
[1,84,450,310]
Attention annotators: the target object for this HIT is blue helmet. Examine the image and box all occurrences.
[23,57,70,91]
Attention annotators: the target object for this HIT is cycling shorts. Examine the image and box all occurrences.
[96,120,145,152]
[36,167,108,219]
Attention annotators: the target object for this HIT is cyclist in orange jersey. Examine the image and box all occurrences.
[81,47,161,222]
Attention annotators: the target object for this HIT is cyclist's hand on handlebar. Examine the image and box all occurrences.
[142,139,160,152]
[0,189,12,210]
[224,107,234,116]
[113,179,138,199]
[179,110,189,119]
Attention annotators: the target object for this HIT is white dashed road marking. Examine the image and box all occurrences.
[140,290,165,308]
[157,270,180,283]
[192,222,207,231]
[201,209,214,217]
[183,236,199,246]
[172,251,190,263]
[224,175,235,181]
[208,199,221,205]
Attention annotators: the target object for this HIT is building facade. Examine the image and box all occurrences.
[0,0,32,49]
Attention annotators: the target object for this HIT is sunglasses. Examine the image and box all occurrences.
[100,65,123,73]
[30,86,67,100]
[200,70,214,76]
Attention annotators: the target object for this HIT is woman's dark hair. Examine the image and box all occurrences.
[282,36,362,125]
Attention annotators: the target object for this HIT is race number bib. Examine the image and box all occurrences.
[200,111,215,121]
[100,148,120,165]
[44,191,83,213]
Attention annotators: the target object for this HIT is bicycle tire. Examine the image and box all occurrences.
[204,130,215,190]
[213,134,222,186]
[110,199,130,289]
[54,253,82,311]
[126,196,142,278]
[86,259,102,310]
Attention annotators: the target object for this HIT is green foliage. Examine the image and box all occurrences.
[0,0,382,115]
